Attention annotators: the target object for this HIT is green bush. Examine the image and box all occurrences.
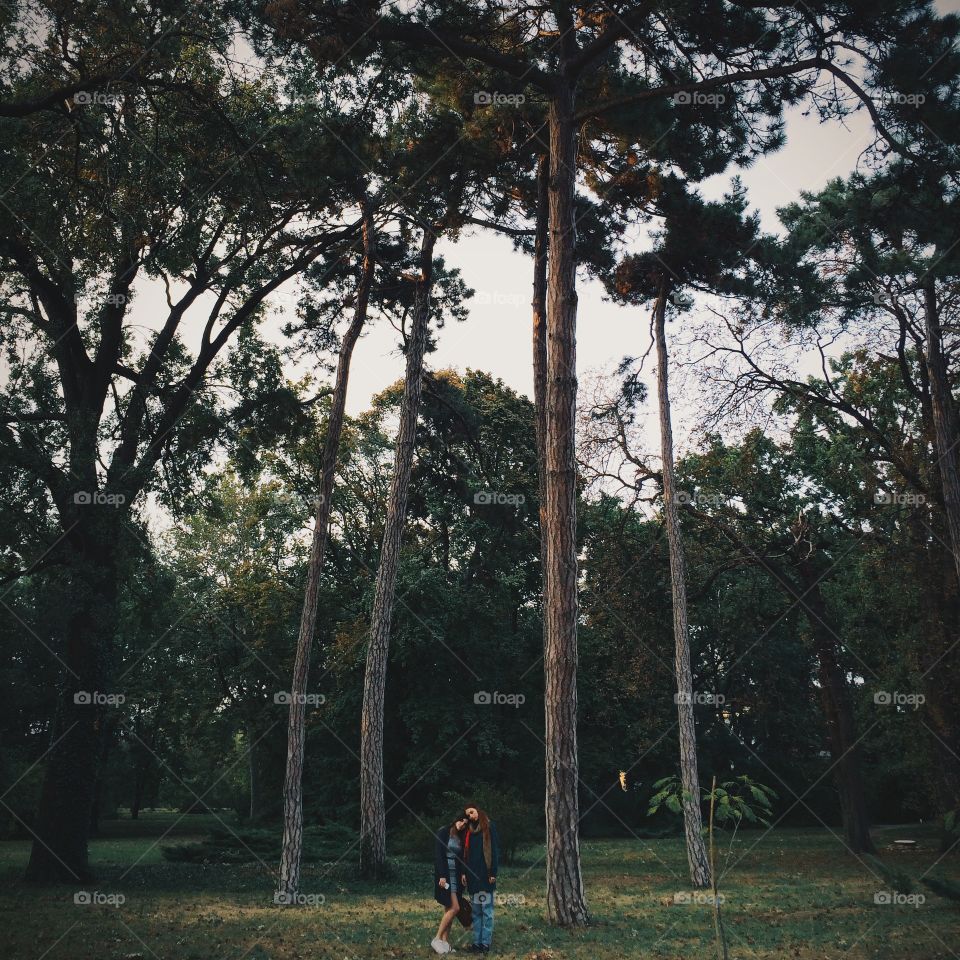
[162,821,355,864]
[390,818,440,862]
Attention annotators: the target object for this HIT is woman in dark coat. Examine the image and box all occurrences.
[432,815,469,954]
[460,805,500,953]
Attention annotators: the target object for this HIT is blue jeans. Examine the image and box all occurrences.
[472,891,494,948]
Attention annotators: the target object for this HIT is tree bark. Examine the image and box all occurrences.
[278,204,376,897]
[130,705,159,821]
[652,287,712,888]
[358,226,435,879]
[916,536,960,835]
[89,715,117,837]
[131,765,145,821]
[248,722,260,822]
[923,278,960,587]
[25,514,120,882]
[916,280,960,842]
[543,88,589,926]
[533,151,549,602]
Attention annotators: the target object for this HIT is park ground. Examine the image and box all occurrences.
[1,815,958,960]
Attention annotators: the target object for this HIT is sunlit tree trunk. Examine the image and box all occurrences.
[359,227,435,879]
[652,286,711,888]
[278,205,376,897]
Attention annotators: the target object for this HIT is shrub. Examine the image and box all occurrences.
[390,818,439,862]
[162,821,355,863]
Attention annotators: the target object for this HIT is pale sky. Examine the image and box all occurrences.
[332,104,878,420]
[323,0,960,444]
[16,4,960,480]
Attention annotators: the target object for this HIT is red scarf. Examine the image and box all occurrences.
[463,820,492,870]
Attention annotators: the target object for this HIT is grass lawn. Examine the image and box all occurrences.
[1,815,958,959]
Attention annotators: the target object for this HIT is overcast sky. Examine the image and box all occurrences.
[320,0,958,450]
[330,102,878,416]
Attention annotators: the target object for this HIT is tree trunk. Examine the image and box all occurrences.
[923,278,960,587]
[131,768,145,821]
[25,515,120,882]
[543,88,589,926]
[278,204,376,897]
[130,705,160,821]
[917,280,960,845]
[89,715,116,837]
[248,722,260,822]
[89,773,103,838]
[358,226,435,879]
[917,539,960,835]
[794,557,876,853]
[652,288,712,888]
[532,150,549,610]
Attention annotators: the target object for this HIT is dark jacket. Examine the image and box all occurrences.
[462,820,500,894]
[433,827,466,907]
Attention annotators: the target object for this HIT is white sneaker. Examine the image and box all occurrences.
[431,938,447,954]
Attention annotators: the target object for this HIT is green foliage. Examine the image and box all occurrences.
[390,819,440,863]
[648,775,776,828]
[162,822,355,864]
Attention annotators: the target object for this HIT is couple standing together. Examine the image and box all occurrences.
[432,805,500,954]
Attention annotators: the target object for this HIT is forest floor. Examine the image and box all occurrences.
[1,815,958,959]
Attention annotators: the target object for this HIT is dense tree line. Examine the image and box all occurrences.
[2,368,953,841]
